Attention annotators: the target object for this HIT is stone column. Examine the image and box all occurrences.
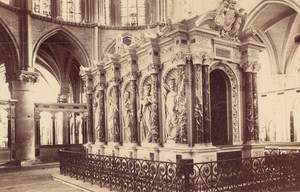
[244,67,254,142]
[129,74,138,144]
[10,70,39,161]
[86,90,94,143]
[202,55,212,145]
[192,57,204,144]
[252,72,259,141]
[51,114,56,145]
[8,100,17,159]
[80,68,94,145]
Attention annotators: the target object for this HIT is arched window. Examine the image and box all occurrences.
[62,0,82,22]
[32,0,51,18]
[120,0,145,26]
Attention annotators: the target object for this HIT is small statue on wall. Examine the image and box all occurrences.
[123,91,132,142]
[214,0,247,42]
[139,84,154,142]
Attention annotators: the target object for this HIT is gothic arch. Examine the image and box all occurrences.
[209,61,240,142]
[0,18,20,76]
[32,26,91,69]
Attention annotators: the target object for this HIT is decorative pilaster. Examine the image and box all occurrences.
[148,64,160,143]
[202,54,213,144]
[192,53,204,144]
[176,64,187,144]
[129,73,138,143]
[111,82,120,143]
[98,83,106,143]
[80,67,94,144]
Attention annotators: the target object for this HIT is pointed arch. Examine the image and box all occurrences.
[32,26,91,69]
[0,17,20,76]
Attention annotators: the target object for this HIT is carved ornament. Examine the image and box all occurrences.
[214,0,247,42]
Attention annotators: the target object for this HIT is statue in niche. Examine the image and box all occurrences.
[139,84,154,142]
[123,91,131,142]
[107,87,119,142]
[214,0,247,41]
[163,78,180,141]
[93,90,100,139]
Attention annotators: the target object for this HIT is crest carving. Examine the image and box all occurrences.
[214,0,247,42]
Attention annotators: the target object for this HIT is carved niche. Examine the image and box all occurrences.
[163,68,187,143]
[210,62,239,142]
[139,75,159,143]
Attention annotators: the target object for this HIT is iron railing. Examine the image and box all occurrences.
[60,148,300,192]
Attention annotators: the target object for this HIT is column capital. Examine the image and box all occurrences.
[241,61,262,73]
[147,63,160,74]
[172,52,189,66]
[8,70,39,83]
[202,52,214,66]
[80,66,94,94]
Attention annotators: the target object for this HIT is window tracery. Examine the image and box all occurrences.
[33,0,51,18]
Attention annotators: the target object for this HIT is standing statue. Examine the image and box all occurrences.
[163,79,179,140]
[123,91,131,142]
[139,84,153,142]
[107,87,119,142]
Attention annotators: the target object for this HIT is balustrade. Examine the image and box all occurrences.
[34,102,88,146]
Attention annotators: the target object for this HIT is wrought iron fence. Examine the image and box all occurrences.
[60,148,300,192]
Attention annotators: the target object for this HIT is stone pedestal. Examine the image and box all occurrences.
[243,143,265,158]
[10,71,39,161]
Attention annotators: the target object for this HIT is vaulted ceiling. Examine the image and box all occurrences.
[247,3,300,75]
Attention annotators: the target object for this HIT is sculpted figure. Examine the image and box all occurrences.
[123,91,131,142]
[163,79,179,140]
[139,84,153,142]
[107,88,118,141]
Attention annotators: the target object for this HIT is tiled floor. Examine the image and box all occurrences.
[0,165,84,192]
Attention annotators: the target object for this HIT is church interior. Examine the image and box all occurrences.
[1,0,300,191]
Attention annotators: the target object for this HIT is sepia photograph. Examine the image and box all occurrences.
[0,0,300,191]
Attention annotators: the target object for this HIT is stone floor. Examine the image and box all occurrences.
[0,163,111,192]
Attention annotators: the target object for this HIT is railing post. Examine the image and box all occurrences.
[178,159,194,191]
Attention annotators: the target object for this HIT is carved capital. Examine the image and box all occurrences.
[241,61,261,73]
[8,70,39,83]
[172,52,188,66]
[147,63,159,74]
[202,52,214,66]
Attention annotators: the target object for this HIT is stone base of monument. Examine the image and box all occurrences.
[243,142,265,158]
